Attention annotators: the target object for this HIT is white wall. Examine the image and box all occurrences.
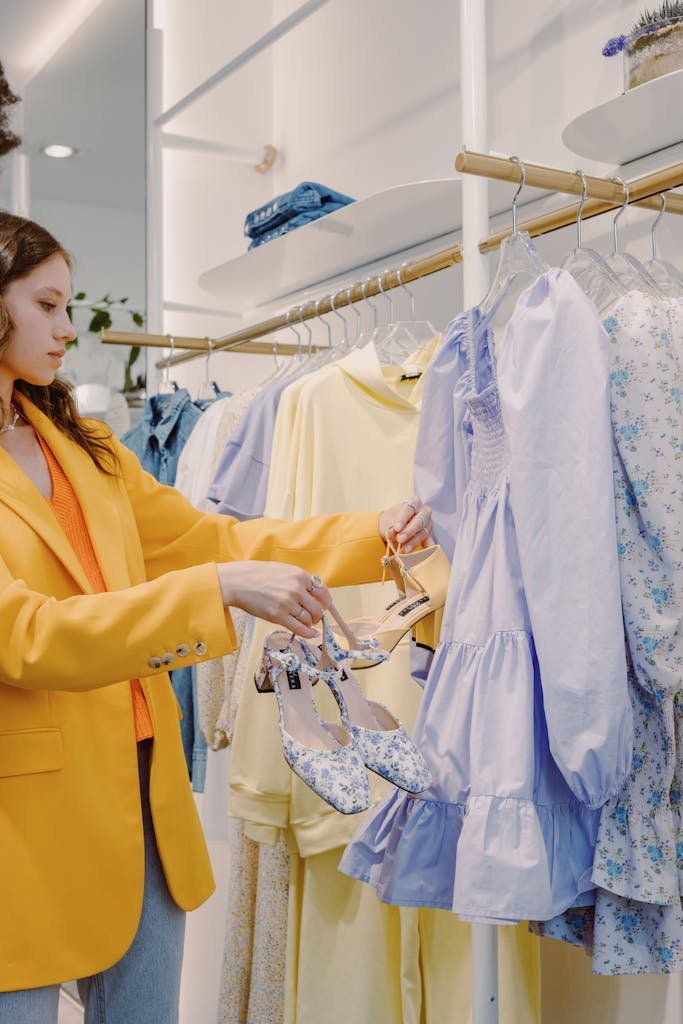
[31,195,145,392]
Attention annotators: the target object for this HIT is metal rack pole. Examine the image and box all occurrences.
[459,4,499,1022]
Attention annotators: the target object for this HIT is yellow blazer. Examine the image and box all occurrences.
[0,394,385,990]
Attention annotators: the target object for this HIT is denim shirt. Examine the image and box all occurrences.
[120,389,203,487]
[247,203,349,250]
[244,181,354,239]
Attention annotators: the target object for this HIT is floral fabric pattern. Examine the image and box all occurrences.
[532,291,683,975]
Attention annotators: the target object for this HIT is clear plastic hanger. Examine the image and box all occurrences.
[605,176,665,298]
[397,262,437,344]
[644,194,683,297]
[197,337,222,401]
[480,157,549,352]
[561,169,625,315]
[158,335,179,394]
[367,270,425,366]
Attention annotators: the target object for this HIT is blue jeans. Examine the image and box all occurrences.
[0,740,186,1024]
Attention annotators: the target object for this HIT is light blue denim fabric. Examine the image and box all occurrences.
[121,392,208,788]
[120,389,203,487]
[0,741,186,1024]
[244,180,354,239]
[247,202,349,250]
[341,271,632,923]
[173,665,206,793]
[207,365,317,520]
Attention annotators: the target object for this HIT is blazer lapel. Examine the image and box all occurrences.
[4,396,131,593]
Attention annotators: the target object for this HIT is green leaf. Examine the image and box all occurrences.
[74,291,86,301]
[132,311,144,327]
[88,308,112,333]
[120,297,129,304]
[66,337,78,349]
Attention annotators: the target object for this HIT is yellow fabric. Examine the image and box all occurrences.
[287,849,542,1024]
[0,393,386,991]
[230,342,436,855]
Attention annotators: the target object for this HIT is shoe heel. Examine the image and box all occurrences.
[254,652,275,693]
[412,606,444,651]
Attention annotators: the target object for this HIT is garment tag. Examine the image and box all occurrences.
[286,668,302,690]
[399,370,422,382]
[398,595,430,618]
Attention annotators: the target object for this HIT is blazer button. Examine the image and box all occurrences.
[176,644,191,657]
[148,656,162,670]
[194,641,208,656]
[161,652,176,666]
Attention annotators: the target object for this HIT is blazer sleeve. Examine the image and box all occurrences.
[0,440,386,694]
[0,557,234,692]
[497,270,632,809]
[113,436,387,587]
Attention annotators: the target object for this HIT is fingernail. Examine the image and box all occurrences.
[404,543,413,552]
[397,532,407,542]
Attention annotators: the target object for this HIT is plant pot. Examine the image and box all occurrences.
[624,18,683,89]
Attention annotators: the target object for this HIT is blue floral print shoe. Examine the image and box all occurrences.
[255,631,371,815]
[310,617,433,795]
[314,602,391,668]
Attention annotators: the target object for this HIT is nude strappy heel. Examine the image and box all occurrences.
[325,540,451,669]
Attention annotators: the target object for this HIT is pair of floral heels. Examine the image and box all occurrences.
[254,610,433,815]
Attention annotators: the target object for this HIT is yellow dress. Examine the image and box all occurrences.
[228,342,541,1023]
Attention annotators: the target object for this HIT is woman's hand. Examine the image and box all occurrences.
[379,497,433,553]
[216,561,331,639]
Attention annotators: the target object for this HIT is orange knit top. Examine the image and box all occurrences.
[37,433,154,741]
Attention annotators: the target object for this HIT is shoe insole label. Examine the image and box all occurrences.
[286,668,302,690]
[398,595,430,617]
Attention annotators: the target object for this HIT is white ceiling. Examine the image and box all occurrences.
[0,0,145,210]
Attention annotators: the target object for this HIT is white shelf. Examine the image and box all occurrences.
[198,178,463,307]
[563,68,683,165]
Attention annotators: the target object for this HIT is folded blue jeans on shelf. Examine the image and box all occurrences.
[247,203,348,250]
[244,180,354,238]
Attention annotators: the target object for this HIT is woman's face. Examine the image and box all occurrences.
[0,253,76,389]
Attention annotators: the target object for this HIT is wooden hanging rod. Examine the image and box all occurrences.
[455,149,683,252]
[100,330,313,358]
[101,241,463,369]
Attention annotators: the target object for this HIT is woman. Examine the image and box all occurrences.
[0,212,432,1023]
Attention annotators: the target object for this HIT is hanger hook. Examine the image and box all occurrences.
[377,270,394,322]
[204,336,214,381]
[398,262,416,322]
[329,289,348,341]
[574,169,588,249]
[286,308,303,359]
[315,297,333,348]
[509,156,526,234]
[610,176,629,254]
[296,304,313,356]
[345,285,361,340]
[651,193,666,261]
[362,277,378,329]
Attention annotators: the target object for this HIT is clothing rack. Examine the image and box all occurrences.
[100,241,464,369]
[102,154,683,372]
[455,148,683,251]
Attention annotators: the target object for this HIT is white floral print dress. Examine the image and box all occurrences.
[532,291,683,974]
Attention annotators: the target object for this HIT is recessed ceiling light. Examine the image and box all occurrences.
[43,144,77,159]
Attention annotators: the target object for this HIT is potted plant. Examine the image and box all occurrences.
[603,2,683,90]
[66,292,145,395]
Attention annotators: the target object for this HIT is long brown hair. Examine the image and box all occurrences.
[0,211,118,474]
